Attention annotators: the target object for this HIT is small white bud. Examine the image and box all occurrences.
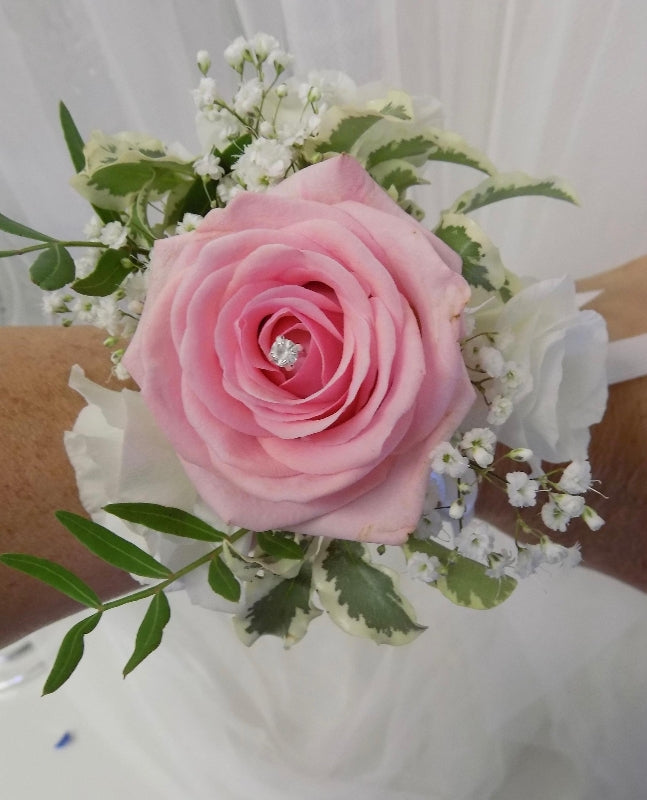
[196,50,211,76]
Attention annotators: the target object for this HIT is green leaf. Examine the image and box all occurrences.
[435,213,506,295]
[71,247,132,296]
[0,554,100,608]
[234,561,322,647]
[256,530,304,560]
[361,126,496,176]
[313,112,381,154]
[122,592,171,677]
[406,537,517,609]
[104,503,227,543]
[59,101,86,173]
[313,540,424,645]
[42,612,102,695]
[448,171,579,215]
[29,244,75,290]
[0,211,55,243]
[216,134,253,171]
[208,554,241,602]
[55,510,172,579]
[369,159,427,197]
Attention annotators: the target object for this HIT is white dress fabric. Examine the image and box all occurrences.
[1,2,647,798]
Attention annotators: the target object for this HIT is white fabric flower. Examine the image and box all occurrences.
[485,278,608,463]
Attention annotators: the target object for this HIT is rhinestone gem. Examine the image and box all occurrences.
[269,335,302,370]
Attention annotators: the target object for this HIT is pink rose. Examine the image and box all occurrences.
[123,155,474,544]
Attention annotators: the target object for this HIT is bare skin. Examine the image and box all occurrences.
[0,258,646,648]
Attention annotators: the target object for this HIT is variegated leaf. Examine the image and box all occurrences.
[405,537,517,610]
[447,171,579,215]
[313,540,424,645]
[357,121,496,175]
[368,159,427,198]
[435,213,506,296]
[233,562,322,647]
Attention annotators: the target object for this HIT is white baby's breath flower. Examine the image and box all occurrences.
[456,521,494,562]
[193,152,225,180]
[538,536,569,565]
[99,221,128,250]
[582,505,605,531]
[233,77,264,115]
[487,395,513,426]
[74,251,100,279]
[175,212,204,234]
[460,427,496,468]
[407,551,441,583]
[554,493,585,518]
[506,472,539,507]
[42,290,68,315]
[479,345,505,378]
[540,496,570,533]
[234,137,293,190]
[83,214,103,240]
[192,77,219,110]
[449,499,465,520]
[485,549,515,579]
[224,36,249,70]
[499,360,532,399]
[216,175,244,204]
[267,48,293,72]
[557,460,592,494]
[250,33,280,62]
[430,442,469,478]
[69,297,97,324]
[514,545,543,578]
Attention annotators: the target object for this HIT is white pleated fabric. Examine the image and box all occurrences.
[1,3,647,798]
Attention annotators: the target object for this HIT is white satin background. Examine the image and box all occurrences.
[1,2,647,798]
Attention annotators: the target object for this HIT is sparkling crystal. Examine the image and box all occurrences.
[269,335,302,369]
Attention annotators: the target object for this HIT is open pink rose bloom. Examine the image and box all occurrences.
[123,155,475,544]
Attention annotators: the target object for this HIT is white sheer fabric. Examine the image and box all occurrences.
[1,2,646,798]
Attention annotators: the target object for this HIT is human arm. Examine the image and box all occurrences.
[476,256,647,590]
[0,326,137,648]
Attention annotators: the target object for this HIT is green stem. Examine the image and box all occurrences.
[7,240,106,257]
[98,528,249,612]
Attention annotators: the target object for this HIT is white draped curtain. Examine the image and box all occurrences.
[1,0,646,324]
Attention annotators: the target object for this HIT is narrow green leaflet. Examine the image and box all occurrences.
[0,211,55,243]
[313,540,424,645]
[447,171,579,215]
[42,612,102,695]
[406,537,517,609]
[234,562,322,647]
[0,554,100,608]
[435,213,506,295]
[71,247,132,296]
[29,243,76,290]
[58,101,86,173]
[55,510,172,578]
[256,530,304,560]
[122,592,171,677]
[104,503,227,542]
[208,554,241,602]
